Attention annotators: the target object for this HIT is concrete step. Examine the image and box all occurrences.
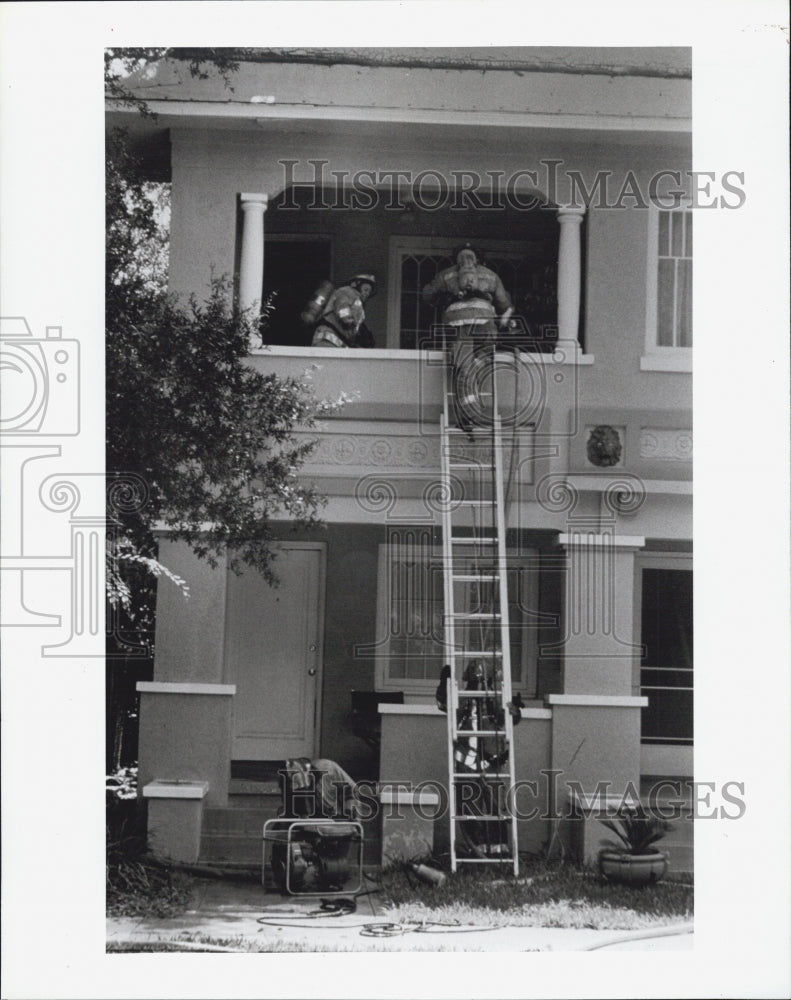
[203,807,278,837]
[228,778,281,797]
[200,833,264,864]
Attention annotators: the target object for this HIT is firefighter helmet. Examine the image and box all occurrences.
[453,244,483,267]
[347,273,377,297]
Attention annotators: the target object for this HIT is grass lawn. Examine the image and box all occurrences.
[107,941,226,953]
[377,859,693,930]
[107,937,504,953]
[106,858,693,935]
[106,860,692,952]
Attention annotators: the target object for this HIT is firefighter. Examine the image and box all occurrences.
[283,757,361,820]
[422,247,513,434]
[311,273,377,348]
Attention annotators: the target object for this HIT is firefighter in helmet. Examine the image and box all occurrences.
[422,247,513,433]
[311,273,377,348]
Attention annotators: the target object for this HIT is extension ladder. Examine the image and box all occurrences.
[439,344,519,876]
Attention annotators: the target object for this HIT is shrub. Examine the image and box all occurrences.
[599,806,674,855]
[106,768,192,917]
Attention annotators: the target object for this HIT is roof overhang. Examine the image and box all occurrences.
[108,97,691,139]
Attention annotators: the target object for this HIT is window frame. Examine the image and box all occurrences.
[374,541,540,698]
[632,552,693,749]
[642,203,693,373]
[385,235,541,350]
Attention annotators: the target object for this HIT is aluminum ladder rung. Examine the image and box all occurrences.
[441,558,499,566]
[445,389,493,398]
[450,612,501,620]
[452,772,511,779]
[453,730,507,738]
[455,857,516,864]
[452,574,499,581]
[456,688,502,696]
[454,815,507,822]
[452,650,502,658]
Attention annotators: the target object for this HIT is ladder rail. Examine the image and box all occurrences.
[492,397,519,876]
[439,346,459,872]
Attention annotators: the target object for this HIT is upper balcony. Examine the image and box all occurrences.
[239,187,588,356]
[238,185,590,504]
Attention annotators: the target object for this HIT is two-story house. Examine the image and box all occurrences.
[108,47,693,867]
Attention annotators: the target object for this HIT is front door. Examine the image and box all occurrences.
[225,543,325,759]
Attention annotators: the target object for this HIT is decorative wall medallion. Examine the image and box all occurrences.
[406,440,429,465]
[369,439,393,464]
[586,425,623,467]
[330,436,358,464]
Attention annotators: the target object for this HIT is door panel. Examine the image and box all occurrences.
[226,545,324,759]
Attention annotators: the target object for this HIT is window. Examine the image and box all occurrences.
[638,563,693,746]
[643,207,693,371]
[375,529,540,697]
[386,236,558,351]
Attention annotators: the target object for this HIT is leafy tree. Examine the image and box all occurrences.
[106,275,339,586]
[105,50,345,766]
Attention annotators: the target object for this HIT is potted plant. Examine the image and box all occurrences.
[598,805,674,886]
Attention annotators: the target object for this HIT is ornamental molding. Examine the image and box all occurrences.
[311,435,438,468]
[639,428,693,462]
[308,433,527,469]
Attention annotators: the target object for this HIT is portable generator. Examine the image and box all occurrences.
[263,818,364,896]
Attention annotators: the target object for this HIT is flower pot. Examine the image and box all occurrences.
[599,849,669,886]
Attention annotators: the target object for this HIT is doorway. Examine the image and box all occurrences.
[262,237,332,346]
[636,554,693,777]
[225,543,326,759]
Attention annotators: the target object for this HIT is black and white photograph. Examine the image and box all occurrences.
[1,3,789,998]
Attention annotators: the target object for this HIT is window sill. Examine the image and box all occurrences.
[640,353,692,373]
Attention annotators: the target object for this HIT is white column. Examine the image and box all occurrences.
[238,193,268,318]
[556,206,585,348]
[557,531,644,696]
